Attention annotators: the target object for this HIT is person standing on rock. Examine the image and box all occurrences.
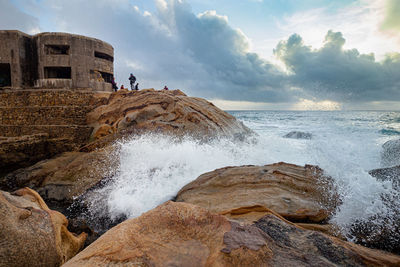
[129,74,136,90]
[163,85,169,90]
[111,77,118,92]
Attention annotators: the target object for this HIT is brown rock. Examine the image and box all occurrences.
[0,187,86,267]
[64,201,400,267]
[1,149,117,208]
[176,162,339,224]
[87,89,251,143]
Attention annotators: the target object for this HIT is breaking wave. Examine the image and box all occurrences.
[83,111,400,248]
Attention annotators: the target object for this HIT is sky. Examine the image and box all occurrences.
[1,0,400,110]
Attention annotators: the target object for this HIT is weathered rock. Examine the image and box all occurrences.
[176,162,339,224]
[87,89,251,143]
[381,138,400,167]
[64,201,400,267]
[283,131,313,139]
[0,188,86,267]
[219,205,344,239]
[1,149,117,210]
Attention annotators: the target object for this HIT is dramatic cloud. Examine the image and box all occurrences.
[0,0,40,34]
[1,0,400,109]
[31,0,292,102]
[274,30,400,102]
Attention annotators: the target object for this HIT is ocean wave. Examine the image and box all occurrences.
[379,128,400,136]
[82,111,400,249]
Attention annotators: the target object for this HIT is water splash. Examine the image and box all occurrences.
[83,111,400,249]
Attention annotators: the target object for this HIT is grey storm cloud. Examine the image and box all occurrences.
[1,0,400,105]
[274,30,400,102]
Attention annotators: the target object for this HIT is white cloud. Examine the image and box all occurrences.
[275,0,400,60]
[292,99,342,111]
[1,0,400,109]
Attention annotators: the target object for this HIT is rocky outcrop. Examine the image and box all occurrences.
[0,188,86,267]
[86,89,251,144]
[1,89,250,215]
[283,131,313,139]
[381,138,400,167]
[1,149,117,210]
[63,201,400,267]
[176,163,339,225]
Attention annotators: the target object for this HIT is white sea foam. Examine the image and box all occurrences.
[86,111,400,239]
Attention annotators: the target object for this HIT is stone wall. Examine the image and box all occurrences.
[0,89,111,175]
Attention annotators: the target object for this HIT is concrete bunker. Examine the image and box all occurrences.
[0,30,114,91]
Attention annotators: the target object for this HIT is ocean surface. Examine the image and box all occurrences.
[85,110,400,241]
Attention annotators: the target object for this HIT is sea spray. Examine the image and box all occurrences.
[82,111,400,250]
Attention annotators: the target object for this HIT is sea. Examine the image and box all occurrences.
[85,110,400,241]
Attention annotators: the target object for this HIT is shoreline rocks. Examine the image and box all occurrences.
[381,138,400,167]
[176,162,339,225]
[0,188,86,267]
[87,89,252,144]
[283,131,312,140]
[63,201,400,267]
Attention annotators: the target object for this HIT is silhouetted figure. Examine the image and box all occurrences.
[129,73,136,90]
[120,85,125,90]
[163,85,169,90]
[135,83,139,91]
[111,77,118,92]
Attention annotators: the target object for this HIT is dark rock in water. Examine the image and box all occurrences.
[346,165,400,255]
[369,165,400,190]
[283,131,312,140]
[381,138,400,167]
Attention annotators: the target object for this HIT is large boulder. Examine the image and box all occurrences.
[176,162,339,224]
[381,138,400,167]
[63,201,400,267]
[0,188,86,267]
[86,89,251,143]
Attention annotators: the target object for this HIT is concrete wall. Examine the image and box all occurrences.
[0,31,36,88]
[0,31,114,91]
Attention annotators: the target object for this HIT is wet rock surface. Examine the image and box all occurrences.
[344,165,400,254]
[381,138,400,167]
[63,201,400,267]
[283,131,313,139]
